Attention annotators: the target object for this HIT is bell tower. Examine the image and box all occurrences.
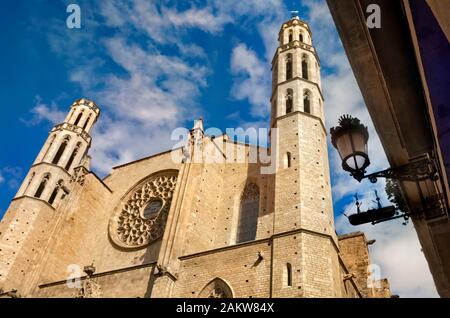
[16,98,100,203]
[270,14,342,297]
[0,98,100,293]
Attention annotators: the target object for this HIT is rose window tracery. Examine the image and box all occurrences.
[109,171,178,248]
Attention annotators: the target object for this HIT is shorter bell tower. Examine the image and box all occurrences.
[0,98,100,293]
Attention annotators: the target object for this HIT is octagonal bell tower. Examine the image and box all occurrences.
[0,98,100,293]
[270,14,342,297]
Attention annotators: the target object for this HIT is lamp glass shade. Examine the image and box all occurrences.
[330,115,370,180]
[335,129,369,171]
[335,133,353,160]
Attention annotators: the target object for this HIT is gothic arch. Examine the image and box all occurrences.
[303,89,312,114]
[82,114,92,131]
[198,278,234,298]
[301,54,309,80]
[236,182,260,243]
[285,53,293,80]
[22,171,35,195]
[73,110,84,126]
[48,179,64,205]
[52,135,71,165]
[42,134,56,161]
[65,142,82,171]
[285,89,293,114]
[34,173,51,199]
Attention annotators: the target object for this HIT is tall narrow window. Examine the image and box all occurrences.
[23,172,35,194]
[285,89,293,114]
[237,183,260,243]
[73,112,83,126]
[286,54,293,80]
[48,180,63,205]
[288,30,293,43]
[67,108,75,123]
[302,55,309,80]
[34,174,50,199]
[52,136,70,165]
[285,152,291,168]
[299,33,304,42]
[82,115,91,131]
[65,143,81,171]
[286,263,293,286]
[42,134,56,161]
[316,62,319,81]
[304,91,311,114]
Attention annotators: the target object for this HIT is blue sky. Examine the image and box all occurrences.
[0,0,439,297]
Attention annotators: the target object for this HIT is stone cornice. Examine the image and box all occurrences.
[271,76,324,102]
[38,262,157,288]
[179,228,338,261]
[271,110,327,135]
[11,195,56,210]
[30,162,72,178]
[272,40,321,68]
[51,122,92,144]
[70,98,100,115]
[278,18,313,39]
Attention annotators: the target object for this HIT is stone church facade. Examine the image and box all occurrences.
[0,16,390,298]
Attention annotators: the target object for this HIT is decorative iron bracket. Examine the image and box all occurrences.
[357,158,438,183]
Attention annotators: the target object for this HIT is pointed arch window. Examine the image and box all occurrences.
[304,90,311,114]
[299,33,304,42]
[285,54,293,80]
[288,30,293,43]
[237,182,260,243]
[48,180,63,205]
[65,142,81,171]
[34,174,50,199]
[199,278,233,298]
[303,90,311,114]
[23,172,35,194]
[302,55,309,80]
[52,136,70,165]
[82,115,91,131]
[285,89,293,114]
[43,134,56,161]
[74,112,83,126]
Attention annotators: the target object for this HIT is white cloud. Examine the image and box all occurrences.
[22,97,66,126]
[230,43,271,118]
[165,6,233,32]
[68,36,209,174]
[71,0,288,173]
[336,211,439,297]
[0,171,4,185]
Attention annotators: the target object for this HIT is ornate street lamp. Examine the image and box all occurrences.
[330,115,438,183]
[330,115,370,182]
[330,115,444,226]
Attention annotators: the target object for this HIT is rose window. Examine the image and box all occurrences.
[109,171,178,248]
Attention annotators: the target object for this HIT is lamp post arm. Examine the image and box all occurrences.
[360,158,438,183]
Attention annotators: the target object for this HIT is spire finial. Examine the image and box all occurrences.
[290,10,299,19]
